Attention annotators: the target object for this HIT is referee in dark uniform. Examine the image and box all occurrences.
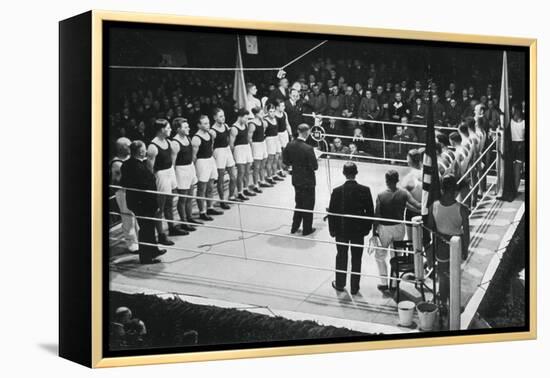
[328,162,374,295]
[121,141,166,264]
[282,123,318,236]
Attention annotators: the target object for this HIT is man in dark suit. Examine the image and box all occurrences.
[120,140,166,264]
[282,123,318,236]
[328,162,374,295]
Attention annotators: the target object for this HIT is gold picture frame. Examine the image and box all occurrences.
[59,9,537,368]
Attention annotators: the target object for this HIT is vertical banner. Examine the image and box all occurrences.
[233,36,248,110]
[421,85,441,218]
[244,35,258,55]
[497,51,517,201]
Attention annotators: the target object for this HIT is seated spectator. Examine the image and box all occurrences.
[432,94,446,126]
[307,83,327,114]
[352,126,368,153]
[358,89,380,122]
[330,138,350,156]
[124,318,148,348]
[389,92,409,122]
[445,98,461,127]
[410,97,427,124]
[327,85,344,117]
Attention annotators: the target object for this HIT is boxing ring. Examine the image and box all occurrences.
[108,115,525,333]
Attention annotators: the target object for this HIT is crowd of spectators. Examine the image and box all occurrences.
[108,53,526,163]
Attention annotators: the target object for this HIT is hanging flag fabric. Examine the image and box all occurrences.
[421,86,441,218]
[497,51,517,201]
[233,36,248,110]
[244,35,258,54]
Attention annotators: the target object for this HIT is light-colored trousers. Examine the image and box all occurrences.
[115,190,139,252]
[375,223,406,285]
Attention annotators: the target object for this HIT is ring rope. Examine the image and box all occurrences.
[460,159,497,204]
[318,151,408,164]
[456,139,497,185]
[322,132,426,146]
[303,113,457,131]
[109,40,328,72]
[109,238,420,283]
[109,210,415,255]
[109,185,417,225]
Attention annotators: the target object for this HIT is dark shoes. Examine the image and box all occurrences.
[290,225,299,234]
[169,227,189,236]
[179,224,196,232]
[272,175,284,182]
[187,218,204,225]
[377,284,389,291]
[237,193,249,201]
[199,213,214,221]
[331,281,345,292]
[302,228,316,236]
[158,233,174,246]
[252,186,263,194]
[243,189,256,197]
[207,208,223,216]
[140,249,166,264]
[259,181,273,188]
[266,178,276,185]
[220,202,231,210]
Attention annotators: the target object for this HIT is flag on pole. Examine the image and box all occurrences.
[497,51,517,201]
[244,35,258,54]
[421,84,441,218]
[233,36,248,110]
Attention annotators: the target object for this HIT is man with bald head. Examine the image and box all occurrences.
[110,137,139,253]
[328,162,374,295]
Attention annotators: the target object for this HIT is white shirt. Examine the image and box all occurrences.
[511,119,525,142]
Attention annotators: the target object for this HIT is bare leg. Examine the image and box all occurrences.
[227,166,237,199]
[244,163,251,189]
[155,194,166,236]
[176,189,187,221]
[236,164,245,193]
[185,188,194,219]
[197,182,207,213]
[206,179,215,209]
[216,168,225,200]
[252,160,261,187]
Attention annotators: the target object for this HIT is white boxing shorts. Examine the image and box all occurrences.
[175,163,198,190]
[155,167,177,193]
[266,136,281,155]
[278,131,290,148]
[234,144,253,165]
[251,141,268,160]
[195,157,219,182]
[213,146,235,169]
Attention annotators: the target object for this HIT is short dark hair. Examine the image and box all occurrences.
[441,174,458,193]
[449,132,462,144]
[435,131,450,146]
[458,123,469,135]
[408,149,422,167]
[385,170,399,185]
[198,114,209,124]
[130,140,145,157]
[297,123,310,134]
[212,107,224,117]
[343,162,358,177]
[153,119,169,134]
[251,106,261,115]
[173,117,187,130]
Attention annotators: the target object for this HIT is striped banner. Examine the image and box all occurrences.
[421,87,441,216]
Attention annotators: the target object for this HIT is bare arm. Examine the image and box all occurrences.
[191,136,201,163]
[110,161,123,185]
[373,195,381,234]
[405,190,421,211]
[284,111,293,139]
[146,144,158,173]
[247,123,255,145]
[229,127,238,152]
[170,140,179,166]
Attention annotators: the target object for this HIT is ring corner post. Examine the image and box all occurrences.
[411,215,424,282]
[449,236,462,330]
